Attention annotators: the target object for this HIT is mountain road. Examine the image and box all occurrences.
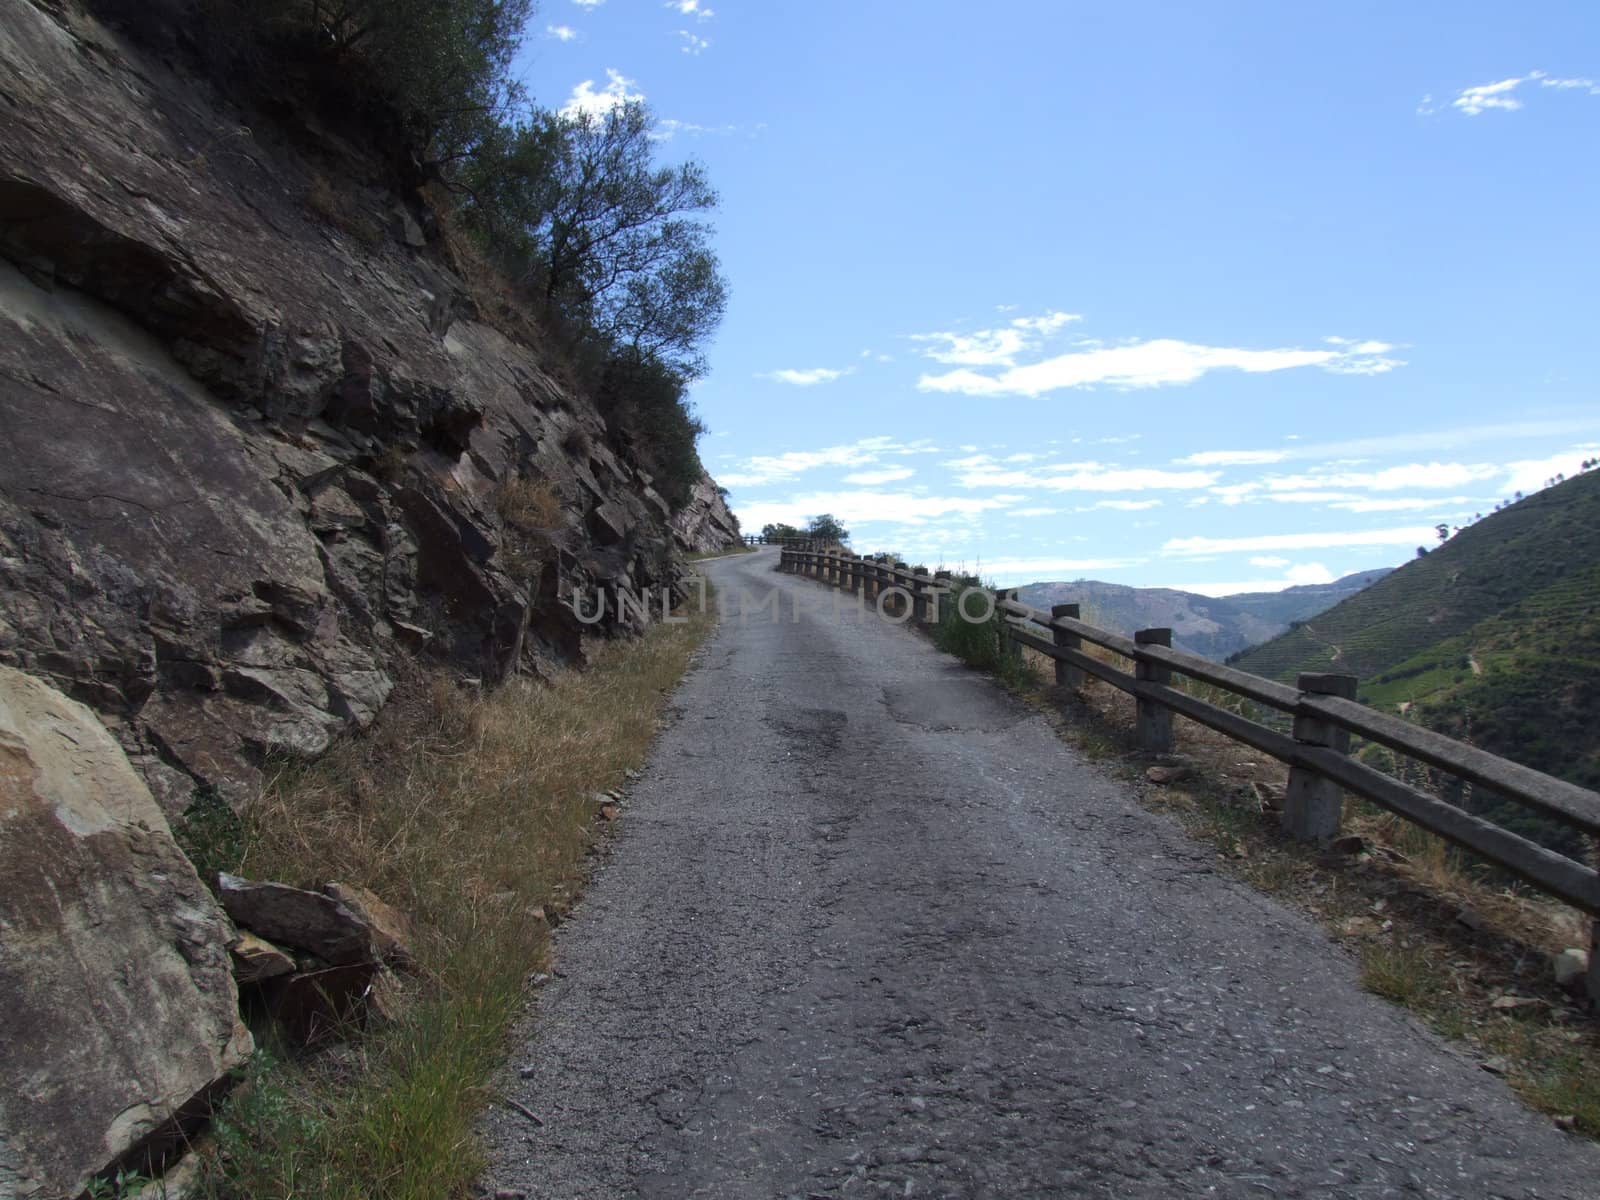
[482,546,1599,1198]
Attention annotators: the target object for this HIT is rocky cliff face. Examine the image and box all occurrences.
[671,471,742,554]
[0,0,705,813]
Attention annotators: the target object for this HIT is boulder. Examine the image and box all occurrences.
[229,932,299,986]
[217,875,376,965]
[321,882,416,967]
[0,666,250,1198]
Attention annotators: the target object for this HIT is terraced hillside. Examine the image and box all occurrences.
[1231,468,1600,854]
[1230,468,1600,684]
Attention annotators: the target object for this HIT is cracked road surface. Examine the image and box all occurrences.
[482,548,1600,1198]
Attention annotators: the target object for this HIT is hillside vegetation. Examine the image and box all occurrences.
[1232,468,1600,854]
[1232,469,1600,684]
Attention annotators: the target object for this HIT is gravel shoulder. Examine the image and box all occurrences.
[481,548,1600,1198]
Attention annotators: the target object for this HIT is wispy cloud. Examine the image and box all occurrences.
[759,366,853,386]
[843,466,916,485]
[679,31,710,55]
[910,310,1081,367]
[951,458,1219,492]
[547,23,579,41]
[1163,527,1439,556]
[718,436,940,488]
[1178,449,1292,466]
[978,556,1147,584]
[1261,462,1499,492]
[666,0,714,20]
[1174,562,1339,597]
[734,490,1024,530]
[917,335,1400,397]
[572,0,603,7]
[1084,499,1162,511]
[560,69,643,119]
[1177,420,1600,472]
[1428,70,1600,117]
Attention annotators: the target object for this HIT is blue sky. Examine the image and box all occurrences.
[518,1,1600,593]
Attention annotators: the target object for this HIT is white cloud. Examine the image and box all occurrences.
[1173,419,1600,475]
[561,69,643,119]
[717,436,942,488]
[1163,527,1438,556]
[843,466,916,485]
[547,23,579,40]
[1262,462,1498,492]
[735,490,1025,530]
[1249,556,1291,568]
[653,117,746,140]
[1331,496,1471,513]
[572,0,603,6]
[667,0,714,19]
[954,464,1219,492]
[1447,71,1600,116]
[679,30,710,54]
[1010,507,1063,518]
[1500,446,1600,495]
[909,310,1081,367]
[918,336,1400,397]
[1178,449,1291,466]
[978,556,1147,584]
[1086,499,1162,511]
[759,366,853,386]
[1175,564,1343,597]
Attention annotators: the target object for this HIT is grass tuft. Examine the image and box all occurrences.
[197,596,714,1198]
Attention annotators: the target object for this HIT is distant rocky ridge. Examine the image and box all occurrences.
[1017,570,1393,661]
[0,0,737,1189]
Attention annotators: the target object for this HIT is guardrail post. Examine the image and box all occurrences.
[1050,603,1085,691]
[1283,673,1358,841]
[1135,627,1174,753]
[893,562,910,617]
[912,568,931,624]
[932,570,952,625]
[997,589,1021,661]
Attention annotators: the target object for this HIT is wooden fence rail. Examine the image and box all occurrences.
[777,546,1600,995]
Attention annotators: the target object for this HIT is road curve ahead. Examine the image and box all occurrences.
[482,547,1598,1198]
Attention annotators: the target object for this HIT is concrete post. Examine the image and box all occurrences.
[912,568,932,624]
[996,589,1022,661]
[1050,603,1086,691]
[932,570,952,626]
[1135,627,1174,754]
[1283,672,1359,841]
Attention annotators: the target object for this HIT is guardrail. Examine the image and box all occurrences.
[779,546,1600,990]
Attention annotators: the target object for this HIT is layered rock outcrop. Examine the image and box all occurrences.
[671,471,743,554]
[0,0,701,812]
[0,665,251,1199]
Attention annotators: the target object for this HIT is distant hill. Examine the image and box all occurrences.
[1016,569,1391,661]
[1230,468,1600,855]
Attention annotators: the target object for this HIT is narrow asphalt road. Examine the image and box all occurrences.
[482,547,1599,1198]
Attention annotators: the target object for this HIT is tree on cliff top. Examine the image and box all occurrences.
[459,102,727,379]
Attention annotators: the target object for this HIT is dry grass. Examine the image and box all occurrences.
[422,185,545,350]
[495,476,565,577]
[496,475,564,533]
[198,596,715,1198]
[300,173,382,248]
[964,634,1600,1139]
